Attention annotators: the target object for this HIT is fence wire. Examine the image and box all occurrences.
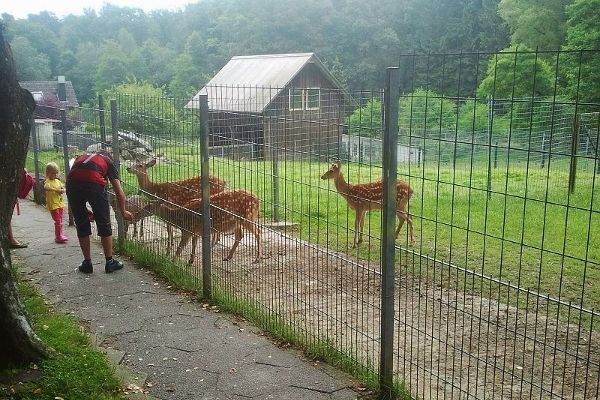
[26,49,600,399]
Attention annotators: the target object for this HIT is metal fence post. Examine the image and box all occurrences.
[269,116,280,222]
[60,109,74,225]
[30,117,43,204]
[199,94,212,298]
[99,95,106,149]
[380,67,399,400]
[486,96,493,199]
[110,99,125,248]
[569,113,580,194]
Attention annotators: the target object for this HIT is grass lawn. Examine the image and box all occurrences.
[28,144,600,313]
[0,261,122,400]
[121,143,600,312]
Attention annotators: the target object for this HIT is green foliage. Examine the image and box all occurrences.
[95,41,131,93]
[347,98,383,137]
[399,88,459,133]
[2,0,512,104]
[562,0,600,102]
[498,0,570,49]
[477,46,556,98]
[104,80,177,136]
[9,36,51,80]
[458,99,492,133]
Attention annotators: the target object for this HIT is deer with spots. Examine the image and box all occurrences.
[142,190,261,264]
[126,158,226,247]
[321,161,414,248]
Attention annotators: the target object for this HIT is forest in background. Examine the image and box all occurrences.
[1,0,598,105]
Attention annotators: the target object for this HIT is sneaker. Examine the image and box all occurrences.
[105,258,124,273]
[78,259,93,274]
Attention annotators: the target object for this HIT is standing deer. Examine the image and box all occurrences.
[321,161,414,247]
[108,193,151,238]
[126,159,226,247]
[142,190,261,264]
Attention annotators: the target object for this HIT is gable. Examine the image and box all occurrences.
[186,53,345,113]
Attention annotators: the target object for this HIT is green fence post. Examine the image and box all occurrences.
[60,109,74,225]
[379,67,399,400]
[30,117,43,204]
[110,99,125,248]
[99,95,106,149]
[199,94,212,299]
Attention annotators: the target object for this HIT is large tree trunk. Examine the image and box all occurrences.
[0,24,47,367]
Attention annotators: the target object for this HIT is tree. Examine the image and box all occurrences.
[0,24,47,367]
[562,0,600,102]
[95,41,130,93]
[477,46,555,99]
[104,81,175,136]
[9,36,51,80]
[498,0,570,49]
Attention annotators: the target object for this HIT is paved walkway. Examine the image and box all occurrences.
[11,200,364,400]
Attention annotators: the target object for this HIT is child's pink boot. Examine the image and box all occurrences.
[54,224,68,244]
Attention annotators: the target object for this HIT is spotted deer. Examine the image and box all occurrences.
[321,161,414,247]
[108,193,151,238]
[126,159,226,246]
[142,190,261,264]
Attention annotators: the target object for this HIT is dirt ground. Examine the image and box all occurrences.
[122,216,600,399]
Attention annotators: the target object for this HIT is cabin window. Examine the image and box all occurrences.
[32,91,44,102]
[289,88,320,111]
[289,89,304,111]
[305,88,320,110]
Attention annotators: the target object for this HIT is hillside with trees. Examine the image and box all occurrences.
[1,0,598,105]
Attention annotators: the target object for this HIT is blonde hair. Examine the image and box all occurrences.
[45,162,60,178]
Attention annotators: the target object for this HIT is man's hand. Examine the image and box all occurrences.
[122,210,134,222]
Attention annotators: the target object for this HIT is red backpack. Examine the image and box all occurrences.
[17,170,34,199]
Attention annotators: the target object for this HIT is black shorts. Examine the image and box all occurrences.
[66,181,112,238]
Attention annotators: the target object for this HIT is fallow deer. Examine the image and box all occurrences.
[142,190,261,264]
[126,158,226,247]
[321,161,414,247]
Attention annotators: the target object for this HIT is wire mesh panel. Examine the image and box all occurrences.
[200,84,387,379]
[24,49,599,398]
[393,50,600,399]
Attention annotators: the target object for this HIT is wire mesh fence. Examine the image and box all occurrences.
[25,49,600,399]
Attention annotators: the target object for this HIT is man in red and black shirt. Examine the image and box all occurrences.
[66,151,133,273]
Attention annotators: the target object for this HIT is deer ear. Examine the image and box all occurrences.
[147,159,157,167]
[334,160,341,168]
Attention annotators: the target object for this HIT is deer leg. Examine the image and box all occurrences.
[395,197,414,245]
[244,221,262,263]
[189,234,199,265]
[175,230,191,258]
[358,210,367,245]
[211,230,221,246]
[132,222,138,238]
[167,223,174,248]
[395,211,415,245]
[225,226,244,261]
[354,210,366,247]
[139,219,144,238]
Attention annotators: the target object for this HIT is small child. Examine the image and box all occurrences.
[44,162,68,244]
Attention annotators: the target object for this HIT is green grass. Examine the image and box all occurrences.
[117,145,600,314]
[0,261,122,400]
[28,146,600,311]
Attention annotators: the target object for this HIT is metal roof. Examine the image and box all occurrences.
[19,80,80,107]
[186,53,344,113]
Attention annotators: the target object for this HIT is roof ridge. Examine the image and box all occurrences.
[231,52,314,60]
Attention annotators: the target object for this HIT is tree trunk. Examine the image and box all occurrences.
[0,24,47,367]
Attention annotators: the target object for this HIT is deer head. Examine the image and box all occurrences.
[321,161,341,180]
[126,158,157,177]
